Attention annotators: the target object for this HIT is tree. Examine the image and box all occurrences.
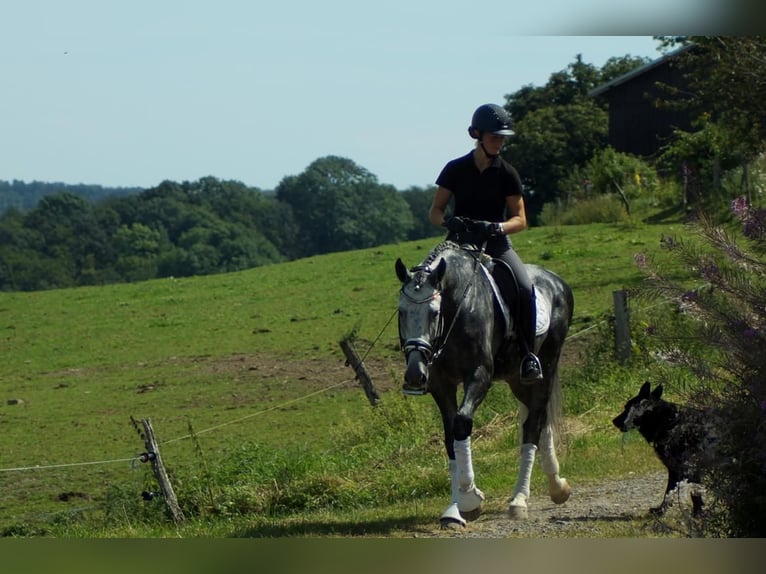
[654,37,766,205]
[509,102,608,216]
[659,36,766,156]
[276,156,413,257]
[504,54,651,220]
[400,185,442,240]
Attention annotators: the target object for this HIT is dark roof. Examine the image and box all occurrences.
[589,44,694,98]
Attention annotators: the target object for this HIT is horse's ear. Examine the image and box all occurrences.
[639,381,651,398]
[395,258,410,284]
[432,258,447,286]
[651,384,663,400]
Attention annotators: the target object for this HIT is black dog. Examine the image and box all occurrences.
[613,381,715,516]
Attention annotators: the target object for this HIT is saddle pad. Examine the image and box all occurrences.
[479,264,551,338]
[535,291,551,336]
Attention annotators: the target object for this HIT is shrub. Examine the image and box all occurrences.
[632,197,766,537]
[539,194,629,226]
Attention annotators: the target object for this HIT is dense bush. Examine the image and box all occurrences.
[633,196,766,536]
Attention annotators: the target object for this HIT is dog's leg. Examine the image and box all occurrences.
[650,470,680,515]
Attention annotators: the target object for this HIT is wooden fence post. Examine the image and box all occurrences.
[133,416,186,525]
[339,337,380,406]
[613,289,631,364]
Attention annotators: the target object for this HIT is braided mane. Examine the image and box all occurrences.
[419,240,460,269]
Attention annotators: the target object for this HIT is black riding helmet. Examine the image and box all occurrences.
[468,103,514,139]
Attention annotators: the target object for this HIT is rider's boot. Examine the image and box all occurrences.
[519,286,543,382]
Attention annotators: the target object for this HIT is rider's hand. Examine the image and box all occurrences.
[442,215,467,233]
[472,220,503,237]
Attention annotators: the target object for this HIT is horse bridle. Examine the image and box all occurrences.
[399,252,481,364]
[399,266,443,364]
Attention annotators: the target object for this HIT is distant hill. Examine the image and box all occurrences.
[0,179,144,213]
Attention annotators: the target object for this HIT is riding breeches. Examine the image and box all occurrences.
[492,246,537,354]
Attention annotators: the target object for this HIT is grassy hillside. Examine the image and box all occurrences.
[0,219,693,537]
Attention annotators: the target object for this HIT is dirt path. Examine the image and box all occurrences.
[408,471,699,538]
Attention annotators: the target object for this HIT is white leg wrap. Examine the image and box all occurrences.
[453,437,474,490]
[446,458,483,519]
[448,459,460,503]
[508,443,537,519]
[453,438,484,512]
[513,443,537,499]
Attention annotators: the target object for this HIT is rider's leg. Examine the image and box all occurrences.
[499,249,543,381]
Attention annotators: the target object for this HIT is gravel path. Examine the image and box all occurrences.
[409,471,698,538]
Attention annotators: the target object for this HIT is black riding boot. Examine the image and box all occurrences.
[519,287,543,382]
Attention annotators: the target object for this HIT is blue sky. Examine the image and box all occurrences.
[0,1,730,191]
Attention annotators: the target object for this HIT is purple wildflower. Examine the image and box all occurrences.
[633,252,647,268]
[699,261,720,280]
[660,234,677,250]
[681,290,698,301]
[742,208,766,240]
[731,196,749,220]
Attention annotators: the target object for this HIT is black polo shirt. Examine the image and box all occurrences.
[435,151,523,222]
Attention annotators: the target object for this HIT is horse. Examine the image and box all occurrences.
[395,238,574,527]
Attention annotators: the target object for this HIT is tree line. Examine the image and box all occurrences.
[0,157,440,291]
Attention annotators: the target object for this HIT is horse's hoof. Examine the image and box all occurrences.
[508,493,529,520]
[440,517,466,530]
[550,479,571,504]
[508,504,528,520]
[457,486,485,514]
[459,506,482,522]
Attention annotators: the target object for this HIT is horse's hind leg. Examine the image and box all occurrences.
[508,404,534,519]
[539,423,570,504]
[508,402,570,519]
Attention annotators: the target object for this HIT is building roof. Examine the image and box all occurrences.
[589,43,694,98]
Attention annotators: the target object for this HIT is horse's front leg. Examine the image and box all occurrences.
[433,369,489,528]
[451,367,491,521]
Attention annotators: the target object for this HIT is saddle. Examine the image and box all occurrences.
[478,256,551,341]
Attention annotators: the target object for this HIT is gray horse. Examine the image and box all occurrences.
[395,240,574,526]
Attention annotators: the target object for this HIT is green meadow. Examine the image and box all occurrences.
[0,219,695,537]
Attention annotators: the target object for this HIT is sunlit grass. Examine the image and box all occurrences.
[0,218,695,537]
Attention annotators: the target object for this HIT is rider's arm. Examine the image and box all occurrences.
[500,194,528,235]
[429,186,453,227]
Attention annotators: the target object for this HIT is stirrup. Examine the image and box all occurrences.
[520,353,543,381]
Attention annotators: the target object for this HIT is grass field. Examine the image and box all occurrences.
[0,217,698,537]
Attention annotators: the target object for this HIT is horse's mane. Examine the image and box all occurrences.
[419,240,461,269]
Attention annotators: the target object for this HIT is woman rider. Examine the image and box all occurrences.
[419,103,543,391]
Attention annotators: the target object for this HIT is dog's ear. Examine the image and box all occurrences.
[639,381,651,398]
[651,384,664,400]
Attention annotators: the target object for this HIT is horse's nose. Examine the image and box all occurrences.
[404,353,429,387]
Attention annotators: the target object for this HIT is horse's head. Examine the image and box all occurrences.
[395,256,447,391]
